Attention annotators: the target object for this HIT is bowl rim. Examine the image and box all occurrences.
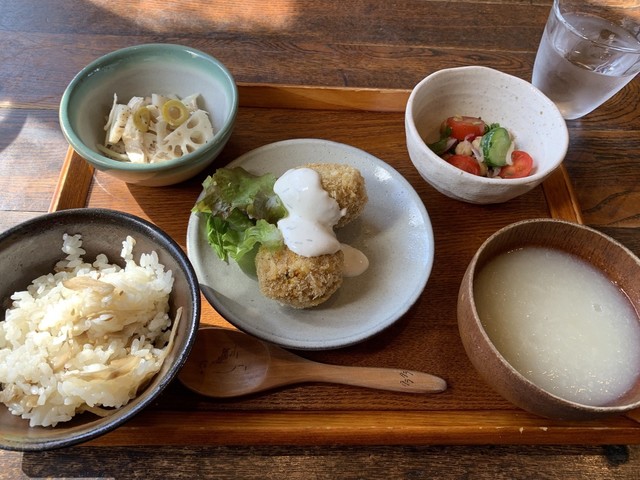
[405,65,569,185]
[59,43,239,173]
[463,217,640,414]
[0,207,201,451]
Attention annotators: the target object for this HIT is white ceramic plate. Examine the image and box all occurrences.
[186,139,434,350]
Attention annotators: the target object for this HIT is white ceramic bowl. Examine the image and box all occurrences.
[60,43,238,187]
[0,209,200,450]
[405,66,569,204]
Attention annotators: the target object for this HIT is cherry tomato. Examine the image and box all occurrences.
[444,116,486,141]
[499,151,534,179]
[447,155,481,176]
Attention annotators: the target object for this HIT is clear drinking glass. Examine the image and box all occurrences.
[532,0,640,120]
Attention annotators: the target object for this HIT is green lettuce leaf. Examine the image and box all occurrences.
[193,167,286,263]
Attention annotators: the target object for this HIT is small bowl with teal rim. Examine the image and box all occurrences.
[59,43,238,187]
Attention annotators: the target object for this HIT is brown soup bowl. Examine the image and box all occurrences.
[457,218,640,420]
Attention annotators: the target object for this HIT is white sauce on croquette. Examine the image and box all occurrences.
[274,168,368,276]
[275,168,343,257]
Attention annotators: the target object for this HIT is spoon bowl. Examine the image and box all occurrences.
[178,328,447,397]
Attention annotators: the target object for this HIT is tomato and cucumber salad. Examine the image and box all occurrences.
[428,115,534,179]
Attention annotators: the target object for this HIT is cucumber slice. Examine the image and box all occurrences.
[480,127,513,167]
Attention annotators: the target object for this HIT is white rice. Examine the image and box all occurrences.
[0,234,177,427]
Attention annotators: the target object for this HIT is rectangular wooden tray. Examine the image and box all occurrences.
[50,84,640,446]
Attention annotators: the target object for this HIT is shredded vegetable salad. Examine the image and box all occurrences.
[98,93,215,163]
[428,116,534,179]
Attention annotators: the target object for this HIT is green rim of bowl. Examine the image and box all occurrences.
[59,43,238,173]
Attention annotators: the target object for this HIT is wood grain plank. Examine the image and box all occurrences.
[5,444,639,480]
[83,410,640,447]
[0,0,550,48]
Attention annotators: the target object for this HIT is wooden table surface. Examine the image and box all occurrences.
[1,0,640,478]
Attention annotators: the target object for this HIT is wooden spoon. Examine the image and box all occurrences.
[178,327,447,397]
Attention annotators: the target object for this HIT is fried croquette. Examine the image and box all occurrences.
[255,245,344,309]
[255,163,367,308]
[305,163,367,228]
